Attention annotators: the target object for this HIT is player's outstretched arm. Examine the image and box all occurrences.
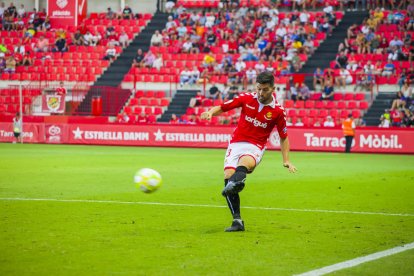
[200,106,223,121]
[280,137,297,173]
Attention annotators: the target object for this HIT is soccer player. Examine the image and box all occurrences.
[200,71,297,232]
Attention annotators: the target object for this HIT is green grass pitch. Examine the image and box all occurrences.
[1,144,413,275]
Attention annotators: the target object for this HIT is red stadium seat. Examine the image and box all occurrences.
[347,101,357,109]
[284,100,294,108]
[305,100,315,108]
[359,101,369,110]
[354,93,365,101]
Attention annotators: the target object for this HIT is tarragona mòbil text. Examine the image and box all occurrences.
[304,133,403,149]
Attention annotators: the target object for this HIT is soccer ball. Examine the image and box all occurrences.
[134,168,162,193]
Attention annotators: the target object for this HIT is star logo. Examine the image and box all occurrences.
[72,127,83,139]
[153,129,165,141]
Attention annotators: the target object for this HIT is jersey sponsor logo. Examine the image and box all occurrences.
[246,104,255,110]
[245,115,268,128]
[265,111,272,120]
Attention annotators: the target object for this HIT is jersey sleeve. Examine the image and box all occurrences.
[220,95,244,112]
[276,108,288,139]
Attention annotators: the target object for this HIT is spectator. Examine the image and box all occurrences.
[294,118,305,127]
[227,82,239,100]
[4,55,16,73]
[180,67,192,86]
[32,13,44,31]
[132,49,145,67]
[323,116,335,127]
[254,60,266,73]
[390,108,403,127]
[14,42,25,55]
[286,117,293,126]
[169,114,181,124]
[190,66,200,84]
[335,51,348,69]
[189,91,205,108]
[142,50,156,67]
[298,83,310,100]
[7,2,16,17]
[336,68,353,91]
[379,109,391,128]
[202,52,215,67]
[21,52,32,66]
[354,72,372,92]
[0,56,5,72]
[165,0,177,12]
[321,80,334,100]
[52,37,68,53]
[22,23,36,44]
[152,53,163,71]
[150,30,163,46]
[55,81,67,96]
[105,22,117,39]
[137,112,148,124]
[0,2,5,18]
[83,31,94,46]
[118,112,130,123]
[245,67,257,85]
[313,67,324,89]
[182,39,193,53]
[106,7,115,19]
[209,83,221,99]
[40,16,51,32]
[118,31,129,48]
[165,16,177,31]
[107,38,120,47]
[34,36,49,52]
[71,30,84,46]
[381,59,396,78]
[103,45,117,61]
[16,3,25,17]
[12,112,22,144]
[122,5,133,19]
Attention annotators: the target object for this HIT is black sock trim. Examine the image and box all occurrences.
[224,179,229,185]
[236,166,248,173]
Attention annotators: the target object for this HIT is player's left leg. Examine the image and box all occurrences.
[223,156,256,196]
[223,156,256,232]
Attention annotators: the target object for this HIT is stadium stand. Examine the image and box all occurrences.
[1,1,412,128]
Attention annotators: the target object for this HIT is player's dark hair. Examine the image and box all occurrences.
[257,71,275,87]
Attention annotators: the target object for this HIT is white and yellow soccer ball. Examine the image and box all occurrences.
[134,168,162,193]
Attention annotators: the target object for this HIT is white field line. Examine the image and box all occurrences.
[295,242,414,276]
[0,197,414,217]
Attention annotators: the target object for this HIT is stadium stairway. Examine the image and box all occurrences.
[74,11,169,116]
[75,86,132,116]
[363,92,395,126]
[94,11,170,87]
[158,90,199,122]
[300,10,368,88]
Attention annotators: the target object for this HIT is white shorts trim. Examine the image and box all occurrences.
[224,142,265,172]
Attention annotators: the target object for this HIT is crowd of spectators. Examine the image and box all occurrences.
[0,2,145,75]
[156,1,341,89]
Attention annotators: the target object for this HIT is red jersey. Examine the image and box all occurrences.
[55,86,67,96]
[220,92,288,150]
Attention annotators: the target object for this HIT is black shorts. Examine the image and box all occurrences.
[14,132,20,138]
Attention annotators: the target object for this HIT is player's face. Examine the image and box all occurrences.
[256,83,274,104]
